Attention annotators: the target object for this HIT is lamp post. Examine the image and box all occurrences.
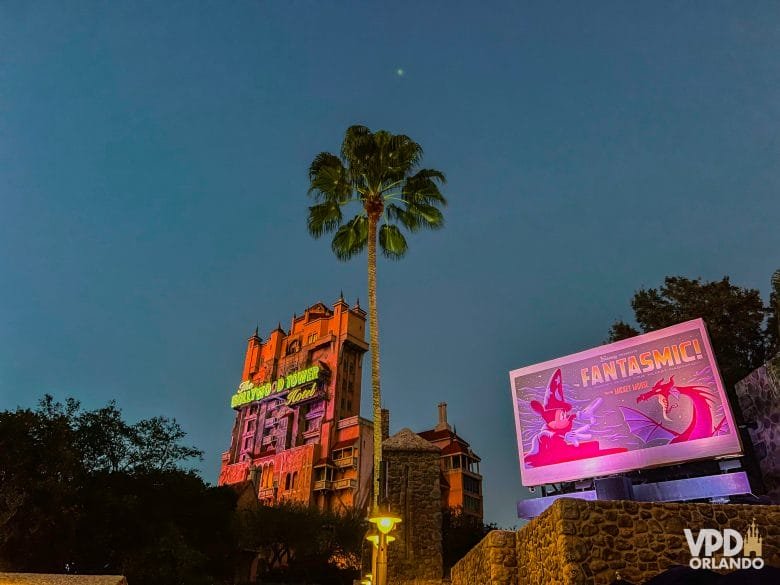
[365,532,395,585]
[368,506,402,585]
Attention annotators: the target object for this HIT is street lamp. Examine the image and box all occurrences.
[368,506,402,534]
[365,534,396,546]
[367,505,401,585]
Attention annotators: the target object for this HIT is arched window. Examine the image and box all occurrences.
[285,473,291,490]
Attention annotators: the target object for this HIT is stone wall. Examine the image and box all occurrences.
[383,429,443,585]
[735,354,780,503]
[449,530,516,585]
[451,498,780,585]
[515,500,573,585]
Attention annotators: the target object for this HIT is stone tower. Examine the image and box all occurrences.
[383,428,443,585]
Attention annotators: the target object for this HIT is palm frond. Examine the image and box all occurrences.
[406,202,445,231]
[402,168,448,206]
[331,215,368,261]
[308,127,446,259]
[388,134,423,173]
[308,153,351,203]
[378,224,408,260]
[385,203,406,223]
[309,152,352,204]
[307,201,343,238]
[340,126,374,175]
[308,152,341,180]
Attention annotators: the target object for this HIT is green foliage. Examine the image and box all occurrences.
[235,501,365,583]
[606,320,640,343]
[769,269,780,347]
[608,275,777,389]
[307,125,447,261]
[0,395,368,584]
[0,396,231,585]
[441,508,497,573]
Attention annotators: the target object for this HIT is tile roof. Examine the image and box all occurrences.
[441,442,469,456]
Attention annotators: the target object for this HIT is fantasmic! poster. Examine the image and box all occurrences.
[509,319,742,486]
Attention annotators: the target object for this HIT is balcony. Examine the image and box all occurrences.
[303,426,321,440]
[336,416,359,429]
[333,478,357,490]
[258,486,277,500]
[313,480,334,492]
[334,456,358,469]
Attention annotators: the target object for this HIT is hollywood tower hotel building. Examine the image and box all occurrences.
[218,297,374,512]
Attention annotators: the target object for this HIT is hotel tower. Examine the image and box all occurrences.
[218,296,374,513]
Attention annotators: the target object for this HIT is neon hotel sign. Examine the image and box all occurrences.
[230,365,321,409]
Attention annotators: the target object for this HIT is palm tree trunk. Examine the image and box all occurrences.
[367,214,382,511]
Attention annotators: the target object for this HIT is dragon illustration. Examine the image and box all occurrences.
[619,375,728,445]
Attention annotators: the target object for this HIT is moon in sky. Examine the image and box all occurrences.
[396,68,405,77]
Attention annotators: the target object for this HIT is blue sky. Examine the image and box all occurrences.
[1,1,778,529]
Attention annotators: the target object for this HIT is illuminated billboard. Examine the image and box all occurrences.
[509,319,741,486]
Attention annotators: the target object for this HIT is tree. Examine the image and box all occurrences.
[75,401,134,473]
[307,125,447,509]
[608,276,776,390]
[0,396,223,584]
[0,397,84,571]
[770,269,780,346]
[129,416,204,472]
[236,501,365,584]
[441,508,497,574]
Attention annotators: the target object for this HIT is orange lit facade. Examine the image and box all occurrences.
[418,403,483,520]
[218,297,374,513]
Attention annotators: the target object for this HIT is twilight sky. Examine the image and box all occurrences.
[1,1,778,529]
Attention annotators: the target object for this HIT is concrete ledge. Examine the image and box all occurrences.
[0,575,127,585]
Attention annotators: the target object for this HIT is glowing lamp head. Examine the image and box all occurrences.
[365,534,396,546]
[368,508,402,534]
[377,516,397,534]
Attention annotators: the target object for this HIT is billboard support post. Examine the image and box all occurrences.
[594,476,634,501]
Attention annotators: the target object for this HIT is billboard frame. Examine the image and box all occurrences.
[509,318,742,487]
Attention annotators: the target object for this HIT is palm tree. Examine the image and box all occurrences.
[772,269,780,339]
[307,125,447,510]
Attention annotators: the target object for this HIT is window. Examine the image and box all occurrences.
[246,420,255,433]
[451,455,461,469]
[463,475,480,495]
[285,474,291,490]
[243,438,252,450]
[307,333,318,344]
[464,495,480,513]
